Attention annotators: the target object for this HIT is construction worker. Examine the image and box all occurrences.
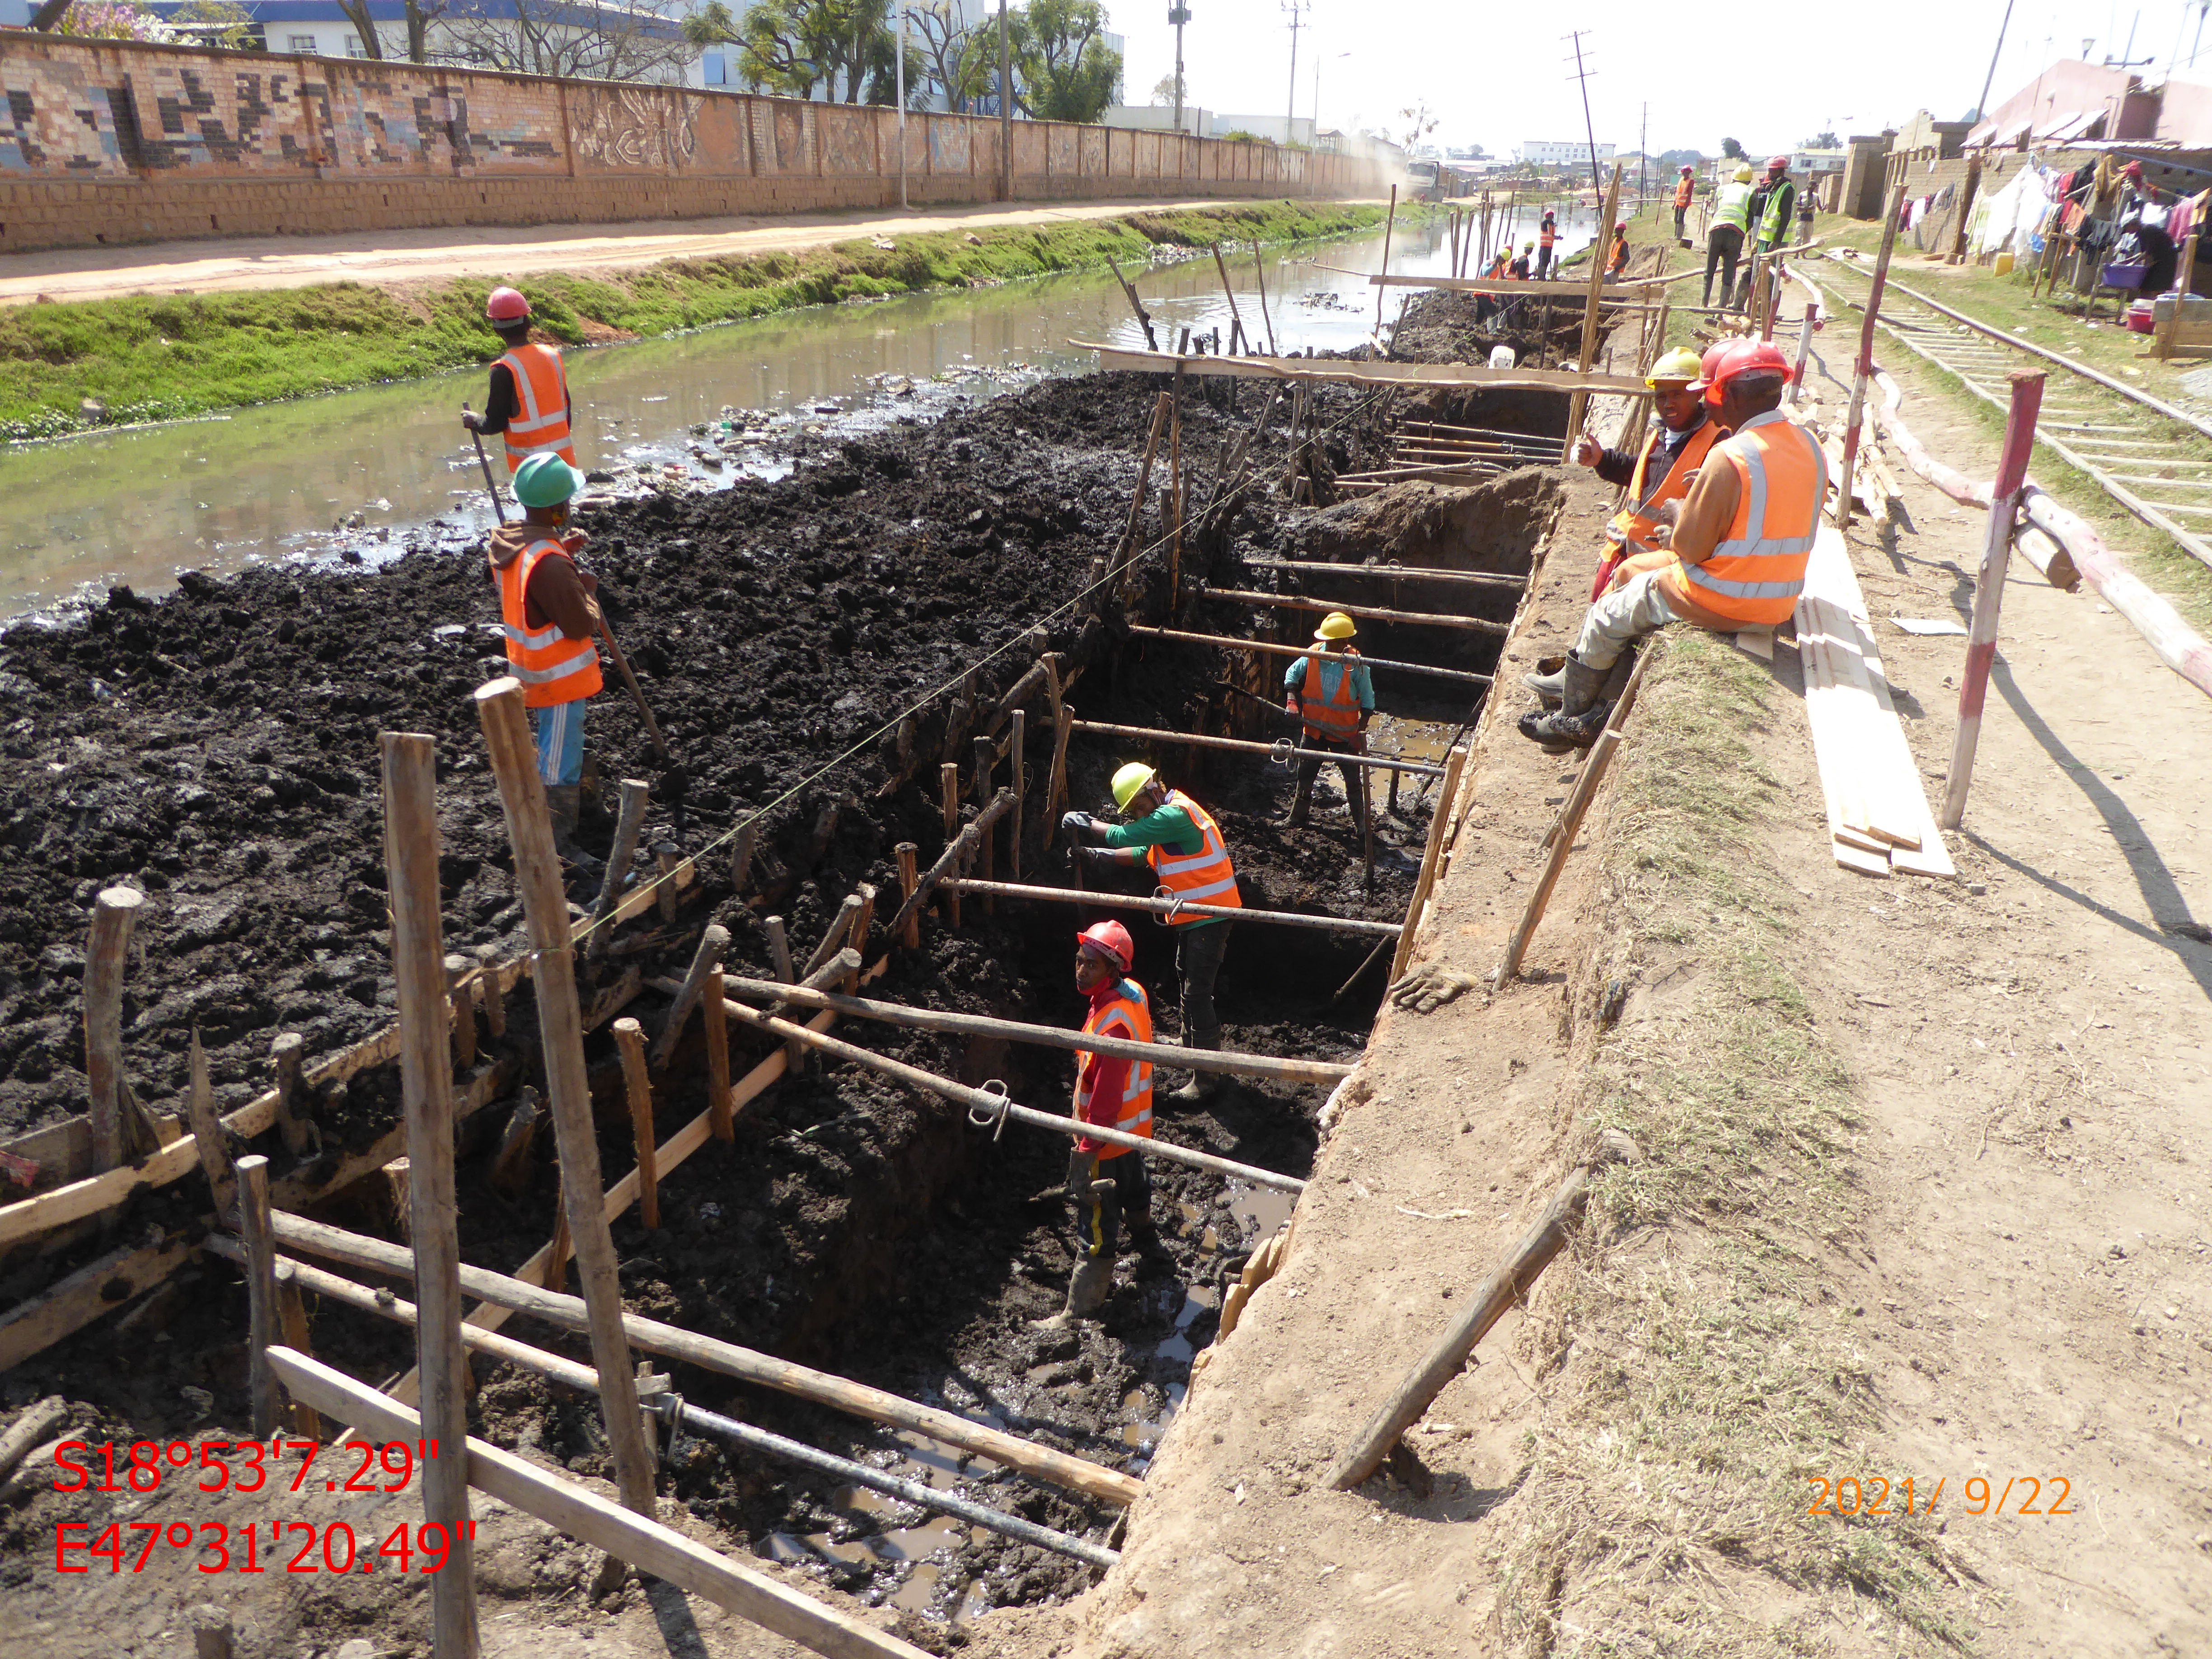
[1546,345,1721,628]
[462,286,576,475]
[1673,164,1696,244]
[1510,242,1534,280]
[1283,610,1373,830]
[1521,339,1824,746]
[1060,764,1241,1101]
[1705,164,1755,309]
[1486,248,1510,280]
[1757,155,1799,258]
[1605,222,1630,280]
[1536,209,1559,280]
[1039,919,1158,1324]
[490,451,605,872]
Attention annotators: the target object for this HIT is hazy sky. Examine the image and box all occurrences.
[1103,1,2212,155]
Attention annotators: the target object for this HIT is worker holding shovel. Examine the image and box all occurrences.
[491,452,606,876]
[461,286,576,473]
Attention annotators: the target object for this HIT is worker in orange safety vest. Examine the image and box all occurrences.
[1522,339,1826,747]
[1673,164,1696,244]
[489,451,606,872]
[1036,919,1160,1324]
[463,286,577,475]
[1536,209,1559,280]
[1282,610,1373,832]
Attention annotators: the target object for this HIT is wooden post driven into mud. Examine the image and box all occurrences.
[586,779,651,962]
[1374,186,1397,333]
[377,731,479,1658]
[237,1154,282,1440]
[1389,744,1468,984]
[473,678,659,1547]
[1941,372,2045,830]
[1562,164,1623,461]
[84,886,144,1173]
[1837,183,1908,531]
[612,1020,658,1232]
[1009,708,1026,878]
[895,844,921,947]
[703,969,733,1142]
[1210,243,1248,354]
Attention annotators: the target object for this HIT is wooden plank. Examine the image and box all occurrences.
[0,1233,200,1373]
[264,1350,935,1659]
[1079,341,1647,396]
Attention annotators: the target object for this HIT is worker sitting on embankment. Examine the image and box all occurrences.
[1520,339,1824,747]
[1541,347,1720,630]
[1037,920,1159,1326]
[462,286,577,475]
[1061,764,1242,1104]
[1283,611,1373,831]
[490,453,605,873]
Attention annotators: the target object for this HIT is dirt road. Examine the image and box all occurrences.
[0,196,1379,308]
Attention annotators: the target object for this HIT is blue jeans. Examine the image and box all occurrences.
[532,698,586,787]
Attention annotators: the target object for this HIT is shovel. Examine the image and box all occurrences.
[468,419,670,764]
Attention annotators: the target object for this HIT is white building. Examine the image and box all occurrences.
[1103,105,1211,136]
[1516,139,1614,167]
[1213,113,1316,146]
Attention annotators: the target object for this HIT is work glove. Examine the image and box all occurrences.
[1060,810,1101,843]
[1350,726,1369,755]
[1284,696,1300,717]
[1387,964,1486,1015]
[460,408,483,432]
[1066,1143,1097,1196]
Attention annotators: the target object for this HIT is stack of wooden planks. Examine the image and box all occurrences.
[1795,527,1955,878]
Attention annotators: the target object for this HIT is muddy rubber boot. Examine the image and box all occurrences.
[1287,769,1314,828]
[545,785,605,877]
[1516,654,1608,748]
[1065,1251,1113,1318]
[1166,1024,1222,1104]
[1521,655,1569,706]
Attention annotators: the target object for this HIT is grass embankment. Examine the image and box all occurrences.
[1499,634,1969,1654]
[0,199,1398,440]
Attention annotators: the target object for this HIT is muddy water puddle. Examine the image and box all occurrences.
[0,219,1516,619]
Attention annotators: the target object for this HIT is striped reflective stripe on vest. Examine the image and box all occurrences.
[1084,984,1154,1151]
[1680,413,1826,603]
[1147,790,1242,914]
[497,538,604,708]
[498,345,574,469]
[1300,651,1363,736]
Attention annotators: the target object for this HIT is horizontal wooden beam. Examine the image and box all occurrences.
[1071,717,1446,778]
[1199,588,1512,637]
[947,877,1405,939]
[1076,341,1647,396]
[264,1209,1143,1508]
[1237,557,1526,592]
[264,1348,933,1659]
[1124,624,1493,688]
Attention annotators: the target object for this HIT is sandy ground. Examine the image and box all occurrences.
[1069,345,2212,1651]
[0,197,1379,308]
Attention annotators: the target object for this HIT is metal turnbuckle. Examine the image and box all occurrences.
[1267,738,1296,767]
[1149,884,1187,927]
[965,1078,1012,1141]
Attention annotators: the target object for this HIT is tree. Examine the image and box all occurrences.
[1396,101,1437,153]
[441,0,696,82]
[736,0,894,103]
[37,1,174,39]
[910,1,980,110]
[1017,0,1120,124]
[1720,136,1745,160]
[1149,70,1185,108]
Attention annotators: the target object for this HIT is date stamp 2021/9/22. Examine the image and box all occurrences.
[1807,1475,2074,1518]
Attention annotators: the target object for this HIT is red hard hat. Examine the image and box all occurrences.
[1680,164,1694,174]
[1703,338,1795,406]
[1767,154,1790,171]
[1077,920,1135,972]
[486,286,530,322]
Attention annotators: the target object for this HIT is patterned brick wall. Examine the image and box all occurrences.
[0,34,1385,252]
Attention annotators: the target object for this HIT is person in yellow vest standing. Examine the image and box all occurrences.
[1282,611,1373,830]
[462,286,577,475]
[1037,919,1159,1324]
[1705,164,1755,309]
[1061,763,1241,1103]
[1521,340,1825,747]
[489,452,605,872]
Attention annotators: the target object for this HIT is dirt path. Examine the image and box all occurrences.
[0,197,1380,308]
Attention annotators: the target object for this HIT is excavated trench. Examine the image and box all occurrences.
[0,366,1561,1644]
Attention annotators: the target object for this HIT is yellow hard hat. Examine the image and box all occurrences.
[1645,347,1704,387]
[1111,762,1159,812]
[1313,611,1358,641]
[1734,164,1753,183]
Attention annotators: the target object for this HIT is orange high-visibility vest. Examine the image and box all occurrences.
[1674,412,1827,625]
[1673,177,1694,210]
[1146,790,1242,924]
[496,537,603,708]
[1607,417,1722,553]
[1539,218,1557,247]
[497,343,576,473]
[1298,649,1364,741]
[1079,978,1153,1159]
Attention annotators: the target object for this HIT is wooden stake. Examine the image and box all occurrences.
[273,1262,321,1438]
[895,844,921,948]
[844,886,875,993]
[651,923,730,1067]
[885,791,1016,943]
[1497,728,1622,982]
[473,677,658,1528]
[612,1019,658,1232]
[806,897,866,980]
[973,737,996,913]
[1102,252,1158,351]
[1045,703,1075,838]
[1117,394,1172,573]
[269,1031,308,1158]
[1389,744,1468,984]
[731,818,757,896]
[1009,708,1026,879]
[480,960,506,1040]
[379,731,480,1652]
[1942,372,2045,830]
[1562,164,1623,460]
[1211,241,1248,347]
[938,763,962,926]
[764,917,803,1073]
[652,844,682,924]
[445,956,477,1072]
[487,1088,545,1199]
[545,1178,570,1294]
[1837,183,1907,532]
[185,1029,234,1220]
[83,886,143,1173]
[1251,247,1277,354]
[236,1153,281,1439]
[1374,186,1397,332]
[586,779,651,962]
[703,970,733,1142]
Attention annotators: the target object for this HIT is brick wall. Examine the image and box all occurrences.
[0,35,1384,253]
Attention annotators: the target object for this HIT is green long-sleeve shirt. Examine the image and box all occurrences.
[1097,801,1225,928]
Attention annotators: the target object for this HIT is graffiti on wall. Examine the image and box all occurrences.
[569,83,697,172]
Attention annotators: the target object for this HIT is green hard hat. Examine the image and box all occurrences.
[514,453,585,509]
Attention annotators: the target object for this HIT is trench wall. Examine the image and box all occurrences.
[0,35,1387,254]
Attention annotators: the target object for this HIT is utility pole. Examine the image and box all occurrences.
[1284,0,1307,147]
[1566,30,1602,197]
[895,0,908,208]
[1975,0,2017,123]
[998,0,1012,201]
[1171,3,1190,134]
[1639,102,1647,212]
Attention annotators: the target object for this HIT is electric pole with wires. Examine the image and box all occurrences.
[1284,0,1308,145]
[1566,30,1603,197]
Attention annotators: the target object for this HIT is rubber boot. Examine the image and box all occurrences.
[1522,657,1569,706]
[1166,1024,1222,1104]
[1516,653,1608,748]
[1065,1251,1113,1318]
[1287,768,1314,827]
[545,785,605,876]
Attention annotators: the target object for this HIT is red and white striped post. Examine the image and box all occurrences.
[1940,369,2045,831]
[1836,182,1909,530]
